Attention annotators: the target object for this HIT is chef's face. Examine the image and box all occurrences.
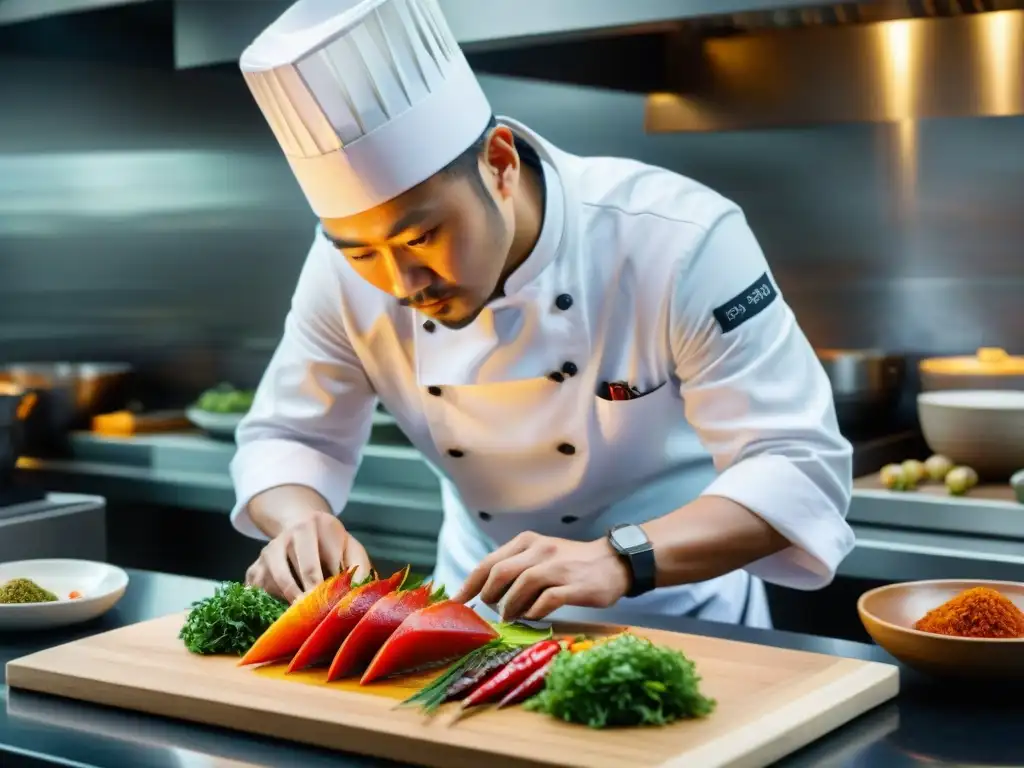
[320,126,520,329]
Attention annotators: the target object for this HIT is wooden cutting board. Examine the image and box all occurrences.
[5,613,899,768]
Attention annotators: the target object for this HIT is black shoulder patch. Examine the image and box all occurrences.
[712,273,778,334]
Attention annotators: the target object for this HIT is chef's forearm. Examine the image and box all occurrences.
[639,496,790,587]
[248,484,335,539]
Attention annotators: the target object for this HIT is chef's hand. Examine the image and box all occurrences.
[452,531,631,621]
[245,510,372,604]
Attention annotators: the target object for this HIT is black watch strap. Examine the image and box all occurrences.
[608,524,657,598]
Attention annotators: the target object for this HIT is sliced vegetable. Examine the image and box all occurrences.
[289,566,408,675]
[496,657,554,708]
[398,644,511,715]
[361,600,500,684]
[492,621,554,646]
[327,580,446,680]
[443,646,520,701]
[397,612,553,714]
[68,590,83,600]
[459,639,561,711]
[238,568,355,666]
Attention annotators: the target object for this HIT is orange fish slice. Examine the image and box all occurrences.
[238,567,356,667]
[288,566,409,675]
[327,581,438,681]
[360,600,499,685]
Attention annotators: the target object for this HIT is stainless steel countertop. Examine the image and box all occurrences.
[3,568,1024,768]
[15,431,1024,584]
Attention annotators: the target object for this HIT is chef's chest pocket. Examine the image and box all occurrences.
[592,381,681,469]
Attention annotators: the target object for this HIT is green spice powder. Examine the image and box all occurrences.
[0,577,58,604]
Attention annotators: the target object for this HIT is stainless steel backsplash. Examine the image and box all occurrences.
[1,57,1021,403]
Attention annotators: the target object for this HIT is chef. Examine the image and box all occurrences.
[230,0,855,628]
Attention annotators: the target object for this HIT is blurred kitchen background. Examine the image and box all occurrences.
[2,0,1023,642]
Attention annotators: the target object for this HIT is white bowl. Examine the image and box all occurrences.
[186,407,244,440]
[917,390,1024,480]
[0,559,129,630]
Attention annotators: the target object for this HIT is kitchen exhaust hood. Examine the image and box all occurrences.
[169,0,837,69]
[647,4,1024,131]
[170,0,1024,129]
[3,0,1023,128]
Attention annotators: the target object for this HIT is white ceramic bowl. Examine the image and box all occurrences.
[186,407,244,441]
[0,559,129,630]
[917,390,1024,480]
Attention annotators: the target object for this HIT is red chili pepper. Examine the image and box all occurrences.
[496,657,553,708]
[460,639,560,710]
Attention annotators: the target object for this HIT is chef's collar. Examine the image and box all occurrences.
[497,118,565,297]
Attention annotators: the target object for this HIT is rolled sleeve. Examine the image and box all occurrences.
[669,209,854,590]
[229,230,376,541]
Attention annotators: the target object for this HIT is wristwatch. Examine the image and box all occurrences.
[607,524,657,598]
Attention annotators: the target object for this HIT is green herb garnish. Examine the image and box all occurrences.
[352,570,378,589]
[399,572,425,591]
[178,582,287,656]
[395,572,447,602]
[524,633,716,728]
[429,583,448,603]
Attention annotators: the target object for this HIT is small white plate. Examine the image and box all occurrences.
[0,559,129,631]
[186,407,244,440]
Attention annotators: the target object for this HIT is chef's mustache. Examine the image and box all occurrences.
[398,283,454,308]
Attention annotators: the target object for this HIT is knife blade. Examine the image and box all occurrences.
[469,599,553,631]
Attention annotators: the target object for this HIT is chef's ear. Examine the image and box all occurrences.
[482,125,520,199]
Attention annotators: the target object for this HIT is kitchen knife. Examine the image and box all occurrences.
[469,599,552,630]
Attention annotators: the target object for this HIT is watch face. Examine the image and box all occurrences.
[612,525,648,551]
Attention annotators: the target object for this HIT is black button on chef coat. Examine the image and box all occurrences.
[548,371,565,383]
[555,293,573,311]
[557,443,576,456]
[428,386,442,397]
[423,320,436,333]
[561,362,578,377]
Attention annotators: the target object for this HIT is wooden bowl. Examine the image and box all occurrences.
[917,390,1024,480]
[858,580,1024,679]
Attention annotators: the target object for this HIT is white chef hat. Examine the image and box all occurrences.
[240,0,493,218]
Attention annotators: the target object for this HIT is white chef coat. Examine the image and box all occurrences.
[229,118,855,629]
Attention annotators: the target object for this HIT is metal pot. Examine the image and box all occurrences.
[0,363,134,456]
[816,349,906,432]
